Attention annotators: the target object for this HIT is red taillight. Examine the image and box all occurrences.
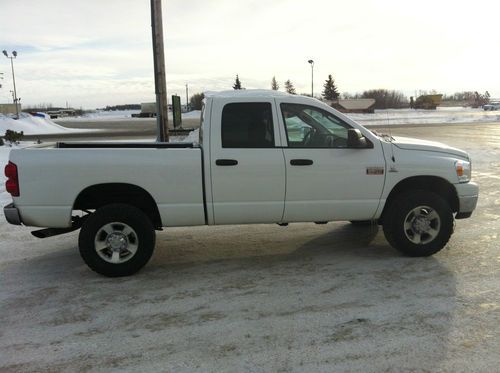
[4,162,20,197]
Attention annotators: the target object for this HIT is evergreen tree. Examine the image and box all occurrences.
[284,79,296,94]
[322,74,340,100]
[233,74,242,90]
[271,76,279,90]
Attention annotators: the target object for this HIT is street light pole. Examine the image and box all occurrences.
[308,59,314,98]
[3,50,19,119]
[185,83,189,111]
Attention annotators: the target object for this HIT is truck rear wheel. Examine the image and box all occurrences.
[383,190,453,257]
[79,204,156,277]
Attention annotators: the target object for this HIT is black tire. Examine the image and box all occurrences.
[79,203,156,277]
[383,190,453,257]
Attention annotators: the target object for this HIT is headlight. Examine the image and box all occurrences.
[455,160,471,183]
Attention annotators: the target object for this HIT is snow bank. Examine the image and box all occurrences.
[0,113,71,135]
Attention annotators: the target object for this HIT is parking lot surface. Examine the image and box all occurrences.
[1,123,499,372]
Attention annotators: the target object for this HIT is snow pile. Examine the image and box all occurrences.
[182,128,200,144]
[0,113,71,135]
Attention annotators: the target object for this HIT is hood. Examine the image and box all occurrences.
[393,136,469,159]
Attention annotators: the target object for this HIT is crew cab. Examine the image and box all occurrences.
[3,90,479,276]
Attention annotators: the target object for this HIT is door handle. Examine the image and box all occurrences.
[216,159,238,166]
[290,159,313,166]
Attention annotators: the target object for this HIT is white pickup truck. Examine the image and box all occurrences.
[4,90,478,276]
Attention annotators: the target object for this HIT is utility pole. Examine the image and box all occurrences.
[185,83,189,112]
[150,0,169,142]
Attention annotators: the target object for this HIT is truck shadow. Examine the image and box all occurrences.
[151,222,391,267]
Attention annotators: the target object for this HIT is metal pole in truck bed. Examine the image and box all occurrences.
[151,0,169,142]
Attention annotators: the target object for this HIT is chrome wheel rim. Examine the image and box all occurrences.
[403,206,441,245]
[94,222,139,264]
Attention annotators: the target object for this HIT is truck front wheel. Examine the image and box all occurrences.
[79,204,156,277]
[383,191,453,257]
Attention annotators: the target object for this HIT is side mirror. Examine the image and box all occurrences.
[347,128,371,148]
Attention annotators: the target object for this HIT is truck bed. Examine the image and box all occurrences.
[9,145,206,228]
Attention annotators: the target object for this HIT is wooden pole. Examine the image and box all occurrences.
[151,0,169,142]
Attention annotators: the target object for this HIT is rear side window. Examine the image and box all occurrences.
[221,103,275,148]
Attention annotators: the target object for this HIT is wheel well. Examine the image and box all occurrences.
[73,183,162,228]
[380,176,459,223]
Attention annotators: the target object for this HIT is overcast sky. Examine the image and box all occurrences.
[1,0,499,109]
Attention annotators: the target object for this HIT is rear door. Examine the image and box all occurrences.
[209,98,286,224]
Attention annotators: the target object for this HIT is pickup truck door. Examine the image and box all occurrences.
[276,100,385,222]
[209,98,286,224]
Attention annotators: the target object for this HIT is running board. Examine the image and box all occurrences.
[31,216,86,239]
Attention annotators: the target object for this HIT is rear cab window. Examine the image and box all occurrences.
[221,103,275,148]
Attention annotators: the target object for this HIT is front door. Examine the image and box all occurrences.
[277,101,386,222]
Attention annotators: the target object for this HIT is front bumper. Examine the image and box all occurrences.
[4,203,22,225]
[455,182,479,219]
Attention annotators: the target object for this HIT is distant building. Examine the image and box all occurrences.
[330,99,376,113]
[0,103,21,115]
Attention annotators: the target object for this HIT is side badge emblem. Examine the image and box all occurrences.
[366,167,384,175]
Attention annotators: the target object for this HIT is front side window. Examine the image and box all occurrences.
[222,103,275,148]
[281,103,351,148]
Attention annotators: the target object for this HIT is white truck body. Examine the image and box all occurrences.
[3,90,478,276]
